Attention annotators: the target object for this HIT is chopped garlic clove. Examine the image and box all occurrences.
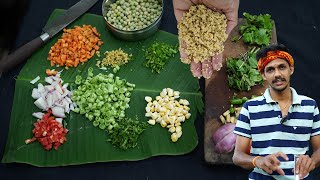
[175,126,182,133]
[176,131,182,138]
[168,126,176,133]
[145,112,152,117]
[145,106,151,112]
[151,112,158,120]
[185,113,191,119]
[171,133,178,142]
[160,120,167,127]
[145,96,152,102]
[148,119,156,125]
[167,88,174,97]
[173,91,180,97]
[182,99,190,106]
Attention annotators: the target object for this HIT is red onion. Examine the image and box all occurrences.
[212,123,236,154]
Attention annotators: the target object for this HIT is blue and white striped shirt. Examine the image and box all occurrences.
[234,87,320,180]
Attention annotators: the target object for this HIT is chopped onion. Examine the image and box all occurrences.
[31,88,41,99]
[70,103,75,111]
[51,76,61,82]
[34,97,48,110]
[32,112,45,119]
[30,76,40,84]
[32,71,73,123]
[54,101,65,107]
[44,77,53,84]
[46,93,53,108]
[62,83,69,89]
[37,83,45,93]
[51,81,59,86]
[55,84,63,94]
[65,97,72,104]
[45,85,55,92]
[55,118,63,124]
[40,91,48,99]
[52,106,65,118]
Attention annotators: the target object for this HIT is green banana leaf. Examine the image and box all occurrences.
[2,9,204,167]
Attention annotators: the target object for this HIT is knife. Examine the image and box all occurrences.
[0,0,99,74]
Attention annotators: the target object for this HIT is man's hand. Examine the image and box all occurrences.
[295,155,315,179]
[255,152,289,175]
[173,0,239,78]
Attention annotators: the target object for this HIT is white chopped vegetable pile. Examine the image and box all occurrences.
[145,88,191,142]
[30,70,74,122]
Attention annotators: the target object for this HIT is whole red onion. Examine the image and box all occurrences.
[212,123,236,154]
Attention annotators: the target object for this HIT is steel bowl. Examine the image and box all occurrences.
[102,0,163,41]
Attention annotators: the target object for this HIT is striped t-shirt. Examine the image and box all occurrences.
[234,87,320,180]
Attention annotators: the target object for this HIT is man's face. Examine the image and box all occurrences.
[262,58,294,92]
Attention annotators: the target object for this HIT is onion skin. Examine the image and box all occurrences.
[212,123,236,154]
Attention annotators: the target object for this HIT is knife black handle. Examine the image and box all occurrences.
[0,36,46,73]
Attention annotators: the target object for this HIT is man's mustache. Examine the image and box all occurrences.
[272,77,286,83]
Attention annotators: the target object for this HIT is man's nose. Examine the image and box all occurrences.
[274,68,282,78]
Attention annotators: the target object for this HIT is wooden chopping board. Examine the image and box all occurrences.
[204,18,278,165]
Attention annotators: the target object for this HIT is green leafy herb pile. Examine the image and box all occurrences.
[226,47,263,91]
[107,117,149,150]
[233,12,273,46]
[144,42,178,73]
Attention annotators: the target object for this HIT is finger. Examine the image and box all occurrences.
[223,0,239,35]
[260,163,273,174]
[269,155,281,167]
[226,16,238,35]
[190,61,202,78]
[300,158,313,178]
[264,160,278,172]
[172,0,193,22]
[276,168,285,176]
[275,152,289,161]
[309,159,316,172]
[178,40,190,64]
[295,156,304,175]
[202,59,213,79]
[262,166,273,175]
[211,53,223,71]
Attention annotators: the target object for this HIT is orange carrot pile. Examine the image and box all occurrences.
[48,25,103,68]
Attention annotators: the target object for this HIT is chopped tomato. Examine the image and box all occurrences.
[25,109,68,150]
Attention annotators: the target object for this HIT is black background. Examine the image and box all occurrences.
[1,0,320,179]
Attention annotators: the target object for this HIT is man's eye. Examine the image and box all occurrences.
[279,65,286,69]
[266,69,273,72]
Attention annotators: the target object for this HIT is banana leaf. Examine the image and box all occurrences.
[1,9,204,167]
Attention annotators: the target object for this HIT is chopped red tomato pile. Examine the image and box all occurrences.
[25,109,68,150]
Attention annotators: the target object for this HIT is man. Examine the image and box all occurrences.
[173,0,239,78]
[232,44,320,179]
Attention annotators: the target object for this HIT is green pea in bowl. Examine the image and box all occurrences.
[102,0,163,41]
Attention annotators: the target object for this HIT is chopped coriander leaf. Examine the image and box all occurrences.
[107,117,150,150]
[144,42,178,73]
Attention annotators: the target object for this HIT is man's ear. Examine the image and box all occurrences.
[261,72,266,80]
[290,66,294,75]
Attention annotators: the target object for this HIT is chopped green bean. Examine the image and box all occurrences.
[72,69,135,133]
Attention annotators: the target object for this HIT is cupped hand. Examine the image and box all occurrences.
[173,0,239,78]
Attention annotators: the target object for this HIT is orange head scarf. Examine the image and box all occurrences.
[257,50,294,73]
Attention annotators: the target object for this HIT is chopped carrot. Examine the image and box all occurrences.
[47,25,103,68]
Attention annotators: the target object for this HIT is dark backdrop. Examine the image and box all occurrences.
[1,0,320,179]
